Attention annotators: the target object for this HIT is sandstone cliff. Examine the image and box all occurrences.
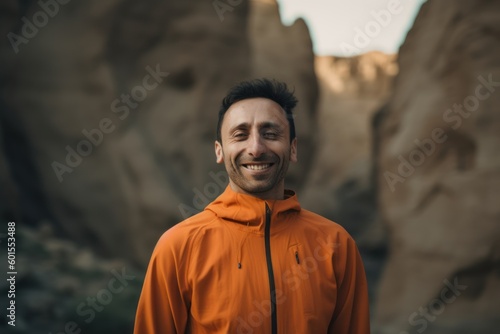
[0,0,317,268]
[303,52,397,240]
[249,0,318,187]
[373,1,500,333]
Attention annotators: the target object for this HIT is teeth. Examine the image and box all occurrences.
[246,164,271,170]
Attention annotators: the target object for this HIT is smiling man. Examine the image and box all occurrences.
[134,79,370,334]
[215,96,296,199]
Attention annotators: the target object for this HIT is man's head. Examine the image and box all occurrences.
[215,79,299,200]
[216,78,297,144]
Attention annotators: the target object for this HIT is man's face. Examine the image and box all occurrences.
[215,98,297,200]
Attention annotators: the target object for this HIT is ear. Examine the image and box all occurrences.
[290,138,298,163]
[215,141,224,164]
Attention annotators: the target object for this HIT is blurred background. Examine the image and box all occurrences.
[1,0,499,333]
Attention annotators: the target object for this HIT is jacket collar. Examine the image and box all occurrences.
[205,185,301,232]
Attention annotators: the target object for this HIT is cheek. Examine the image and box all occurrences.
[224,145,243,161]
[271,143,292,157]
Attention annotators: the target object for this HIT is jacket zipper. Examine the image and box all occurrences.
[264,203,278,334]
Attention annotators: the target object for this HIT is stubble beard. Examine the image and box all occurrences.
[226,150,291,196]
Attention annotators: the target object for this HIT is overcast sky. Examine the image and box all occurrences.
[277,0,427,56]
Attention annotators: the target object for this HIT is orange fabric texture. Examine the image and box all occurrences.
[134,186,370,333]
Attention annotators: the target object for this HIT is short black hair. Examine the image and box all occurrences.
[216,78,298,144]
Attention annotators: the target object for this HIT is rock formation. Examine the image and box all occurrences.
[302,52,396,239]
[0,1,318,332]
[248,0,318,187]
[373,1,500,333]
[0,0,317,269]
[296,52,398,305]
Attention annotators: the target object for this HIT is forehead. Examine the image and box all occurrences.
[222,98,288,130]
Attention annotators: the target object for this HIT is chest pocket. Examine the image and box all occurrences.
[281,243,318,315]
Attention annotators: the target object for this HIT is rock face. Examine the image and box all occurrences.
[0,0,317,269]
[298,52,397,304]
[302,53,397,239]
[373,1,500,333]
[1,0,251,267]
[248,0,318,187]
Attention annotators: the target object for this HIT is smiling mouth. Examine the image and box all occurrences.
[242,163,273,171]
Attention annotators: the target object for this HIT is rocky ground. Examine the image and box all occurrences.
[0,223,142,334]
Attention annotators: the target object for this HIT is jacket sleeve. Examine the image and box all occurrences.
[329,234,371,334]
[134,232,190,334]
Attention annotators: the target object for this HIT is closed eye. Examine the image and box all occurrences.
[263,132,278,139]
[233,132,248,140]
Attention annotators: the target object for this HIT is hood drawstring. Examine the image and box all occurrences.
[237,222,250,269]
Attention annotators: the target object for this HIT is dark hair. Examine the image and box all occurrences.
[216,78,298,144]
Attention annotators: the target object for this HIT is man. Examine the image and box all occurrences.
[134,79,370,333]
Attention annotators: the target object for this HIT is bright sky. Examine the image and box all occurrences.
[277,0,427,56]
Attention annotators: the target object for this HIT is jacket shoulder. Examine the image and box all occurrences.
[154,210,218,254]
[297,209,354,240]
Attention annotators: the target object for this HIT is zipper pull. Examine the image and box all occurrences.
[295,250,300,264]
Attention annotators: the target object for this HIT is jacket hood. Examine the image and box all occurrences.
[205,185,301,233]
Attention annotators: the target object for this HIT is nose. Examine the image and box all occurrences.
[247,132,266,158]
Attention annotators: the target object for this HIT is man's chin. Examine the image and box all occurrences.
[239,182,274,195]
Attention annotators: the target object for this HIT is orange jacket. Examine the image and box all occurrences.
[134,186,370,334]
